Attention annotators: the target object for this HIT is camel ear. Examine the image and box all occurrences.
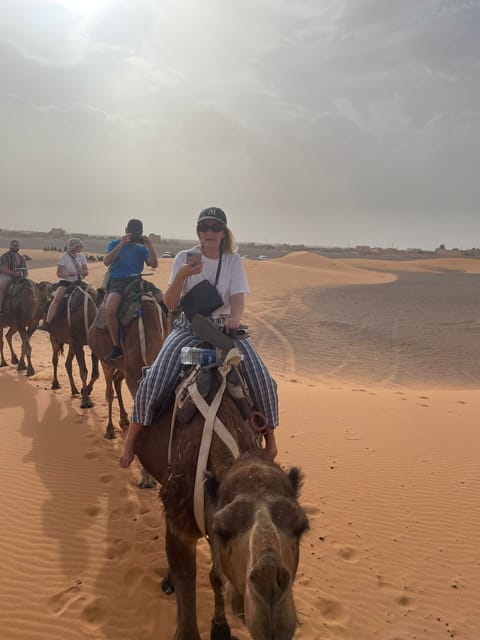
[205,471,220,506]
[287,467,304,499]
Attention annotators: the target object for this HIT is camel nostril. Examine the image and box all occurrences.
[277,566,291,592]
[248,552,292,605]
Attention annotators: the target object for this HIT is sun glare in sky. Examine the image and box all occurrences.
[52,0,112,19]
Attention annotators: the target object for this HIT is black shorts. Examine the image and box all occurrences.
[107,276,161,296]
[58,279,81,288]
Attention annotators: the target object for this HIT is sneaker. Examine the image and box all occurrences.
[37,322,51,333]
[105,345,123,362]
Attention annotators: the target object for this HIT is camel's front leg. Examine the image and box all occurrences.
[102,364,117,439]
[165,525,201,640]
[65,345,80,396]
[75,344,94,409]
[5,327,20,366]
[113,369,129,428]
[209,567,235,640]
[0,327,6,367]
[51,338,61,389]
[17,325,34,376]
[86,352,100,395]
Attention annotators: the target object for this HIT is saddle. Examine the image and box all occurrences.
[47,282,95,316]
[6,277,31,299]
[93,278,157,330]
[174,315,254,425]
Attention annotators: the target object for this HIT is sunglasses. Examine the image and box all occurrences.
[197,222,225,233]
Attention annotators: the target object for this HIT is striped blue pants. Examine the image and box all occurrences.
[131,316,278,428]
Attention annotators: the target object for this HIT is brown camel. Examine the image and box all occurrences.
[47,284,100,409]
[135,363,309,640]
[1,280,51,372]
[0,278,50,376]
[88,280,169,439]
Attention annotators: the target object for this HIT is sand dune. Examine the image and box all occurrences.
[1,250,479,639]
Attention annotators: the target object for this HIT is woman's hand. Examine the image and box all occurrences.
[181,260,203,278]
[224,316,241,331]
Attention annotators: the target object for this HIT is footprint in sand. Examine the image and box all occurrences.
[99,474,114,484]
[48,582,83,615]
[84,451,99,460]
[396,594,416,610]
[123,567,143,592]
[316,595,349,625]
[110,500,138,521]
[85,505,101,517]
[456,400,467,405]
[335,545,358,563]
[81,597,110,630]
[106,538,132,560]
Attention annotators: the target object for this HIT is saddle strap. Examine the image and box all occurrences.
[193,347,242,537]
[135,294,162,366]
[67,286,95,335]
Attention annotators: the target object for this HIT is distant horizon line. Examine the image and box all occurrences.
[0,227,474,255]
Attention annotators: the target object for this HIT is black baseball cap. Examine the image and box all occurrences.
[197,207,227,226]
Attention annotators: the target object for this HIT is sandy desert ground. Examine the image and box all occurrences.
[1,247,479,640]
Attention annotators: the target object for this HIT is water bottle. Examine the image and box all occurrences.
[180,347,217,366]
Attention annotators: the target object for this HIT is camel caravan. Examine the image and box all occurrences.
[1,223,309,640]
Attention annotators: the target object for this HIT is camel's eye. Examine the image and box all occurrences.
[213,497,254,543]
[269,499,309,537]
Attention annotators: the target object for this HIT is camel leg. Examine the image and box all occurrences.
[5,328,20,366]
[113,369,130,428]
[102,364,117,439]
[209,567,235,640]
[138,467,157,490]
[65,345,80,396]
[17,325,34,376]
[51,339,62,390]
[75,344,94,409]
[165,526,201,640]
[86,352,100,396]
[0,328,6,367]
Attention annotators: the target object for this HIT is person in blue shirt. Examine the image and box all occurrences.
[103,219,161,362]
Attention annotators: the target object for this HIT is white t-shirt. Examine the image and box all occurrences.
[169,248,250,318]
[58,252,88,283]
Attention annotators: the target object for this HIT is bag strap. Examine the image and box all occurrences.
[67,252,81,277]
[214,251,222,285]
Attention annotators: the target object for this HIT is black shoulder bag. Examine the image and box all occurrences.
[180,253,224,321]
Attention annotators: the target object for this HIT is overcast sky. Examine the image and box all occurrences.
[1,0,479,249]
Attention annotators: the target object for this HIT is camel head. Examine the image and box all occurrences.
[207,453,309,640]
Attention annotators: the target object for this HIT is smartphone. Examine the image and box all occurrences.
[187,251,202,266]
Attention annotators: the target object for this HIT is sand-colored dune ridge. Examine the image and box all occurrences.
[1,249,479,639]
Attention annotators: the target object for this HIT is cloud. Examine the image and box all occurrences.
[1,0,480,248]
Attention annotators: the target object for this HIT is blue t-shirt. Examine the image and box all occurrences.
[106,240,150,279]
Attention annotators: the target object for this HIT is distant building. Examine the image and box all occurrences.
[46,227,66,238]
